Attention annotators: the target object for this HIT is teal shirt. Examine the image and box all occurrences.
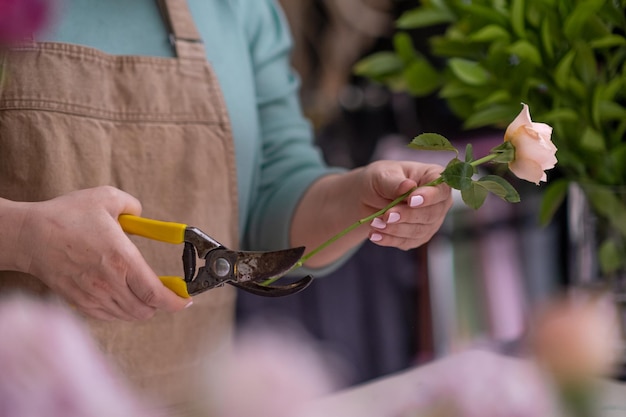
[43,0,341,262]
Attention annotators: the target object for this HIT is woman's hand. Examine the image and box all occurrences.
[358,160,452,250]
[290,160,453,269]
[8,186,191,321]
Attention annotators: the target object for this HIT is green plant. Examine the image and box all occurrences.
[354,0,626,274]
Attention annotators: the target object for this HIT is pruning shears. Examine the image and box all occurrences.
[118,214,312,298]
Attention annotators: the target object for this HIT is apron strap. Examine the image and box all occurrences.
[156,0,206,60]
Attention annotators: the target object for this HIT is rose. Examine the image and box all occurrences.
[504,103,557,185]
[0,0,51,45]
[530,291,623,383]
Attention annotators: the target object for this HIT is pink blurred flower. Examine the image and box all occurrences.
[400,350,558,417]
[504,103,557,184]
[0,295,154,417]
[530,291,623,383]
[0,0,51,45]
[206,320,343,417]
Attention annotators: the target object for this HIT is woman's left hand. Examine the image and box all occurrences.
[359,160,452,250]
[290,160,453,269]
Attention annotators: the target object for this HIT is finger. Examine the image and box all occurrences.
[69,287,137,321]
[66,263,150,321]
[368,231,423,251]
[111,291,157,321]
[126,262,192,313]
[372,202,449,232]
[82,307,119,321]
[408,183,451,208]
[94,185,143,218]
[371,170,418,203]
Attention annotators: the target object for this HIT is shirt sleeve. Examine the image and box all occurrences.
[238,0,355,277]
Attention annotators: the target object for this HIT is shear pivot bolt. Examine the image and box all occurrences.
[214,258,231,277]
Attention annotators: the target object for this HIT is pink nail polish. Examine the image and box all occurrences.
[410,195,424,207]
[387,212,400,223]
[371,217,386,229]
[370,233,383,242]
[185,300,194,309]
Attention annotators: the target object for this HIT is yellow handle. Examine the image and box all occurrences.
[159,276,190,298]
[119,215,191,298]
[119,214,187,244]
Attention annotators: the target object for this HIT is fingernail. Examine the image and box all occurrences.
[371,217,386,229]
[185,300,194,309]
[370,233,383,242]
[410,195,424,207]
[387,212,400,223]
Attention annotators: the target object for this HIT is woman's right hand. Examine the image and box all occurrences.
[5,186,191,321]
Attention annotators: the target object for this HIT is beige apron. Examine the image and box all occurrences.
[0,0,238,414]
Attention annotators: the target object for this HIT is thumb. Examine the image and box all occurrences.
[376,175,417,201]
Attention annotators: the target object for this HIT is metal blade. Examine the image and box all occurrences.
[233,246,305,282]
[230,275,313,297]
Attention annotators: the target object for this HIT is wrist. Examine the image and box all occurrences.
[0,198,34,272]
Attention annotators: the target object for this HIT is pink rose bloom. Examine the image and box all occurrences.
[504,103,557,184]
[0,0,51,45]
[0,296,155,417]
[530,291,623,383]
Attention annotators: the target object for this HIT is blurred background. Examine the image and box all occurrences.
[236,0,568,388]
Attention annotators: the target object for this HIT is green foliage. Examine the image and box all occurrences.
[410,133,520,209]
[355,0,626,274]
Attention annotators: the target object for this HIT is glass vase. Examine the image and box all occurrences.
[567,182,626,379]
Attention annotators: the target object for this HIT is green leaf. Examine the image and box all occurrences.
[403,59,442,96]
[609,145,626,184]
[599,238,625,275]
[476,175,521,203]
[586,186,626,237]
[396,8,455,29]
[540,18,554,60]
[394,32,417,64]
[475,89,512,108]
[457,3,508,27]
[461,182,489,209]
[573,42,597,85]
[469,25,512,43]
[463,104,520,129]
[353,52,404,79]
[580,126,606,152]
[508,40,543,67]
[554,50,576,90]
[510,0,526,38]
[590,34,626,49]
[441,160,475,190]
[564,0,606,41]
[448,58,490,86]
[541,108,580,123]
[598,101,626,122]
[408,133,459,154]
[539,178,569,226]
[439,79,475,98]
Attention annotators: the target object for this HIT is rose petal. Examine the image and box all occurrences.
[509,155,546,184]
[504,103,533,140]
[504,104,557,184]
